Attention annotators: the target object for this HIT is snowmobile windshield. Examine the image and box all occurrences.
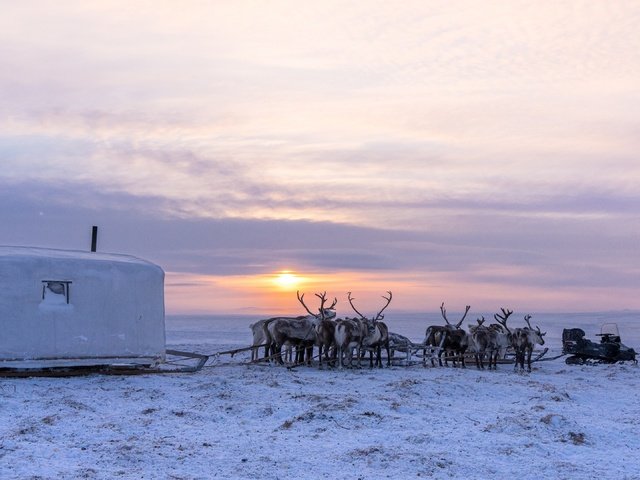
[599,323,620,337]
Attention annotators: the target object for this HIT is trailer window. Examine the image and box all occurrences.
[41,280,72,305]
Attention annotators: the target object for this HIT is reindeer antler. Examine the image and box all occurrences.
[440,302,470,329]
[297,291,315,317]
[327,297,338,310]
[315,292,328,320]
[440,302,450,325]
[476,316,485,326]
[313,292,337,319]
[523,314,543,334]
[456,306,471,328]
[347,292,366,319]
[494,307,513,333]
[375,291,393,320]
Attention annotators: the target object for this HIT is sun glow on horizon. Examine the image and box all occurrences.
[273,271,302,290]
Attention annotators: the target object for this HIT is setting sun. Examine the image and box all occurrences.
[273,271,301,290]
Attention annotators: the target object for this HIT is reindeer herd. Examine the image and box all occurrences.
[250,291,547,372]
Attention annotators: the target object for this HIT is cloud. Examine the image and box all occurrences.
[1,179,637,292]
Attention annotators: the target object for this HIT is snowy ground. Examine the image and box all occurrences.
[2,345,639,479]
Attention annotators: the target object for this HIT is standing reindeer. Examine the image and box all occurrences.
[494,310,546,372]
[315,311,338,368]
[469,315,511,370]
[333,316,366,368]
[469,317,491,369]
[347,291,392,368]
[424,303,470,367]
[249,317,275,362]
[267,291,337,365]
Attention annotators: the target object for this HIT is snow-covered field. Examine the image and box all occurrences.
[1,313,639,479]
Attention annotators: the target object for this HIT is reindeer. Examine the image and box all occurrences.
[347,291,392,368]
[290,291,336,364]
[423,324,447,366]
[424,303,470,367]
[487,322,510,360]
[249,317,275,362]
[468,316,511,370]
[494,310,546,372]
[517,314,546,371]
[315,315,337,368]
[333,316,366,368]
[267,291,337,365]
[252,315,313,363]
[492,307,516,367]
[468,316,491,369]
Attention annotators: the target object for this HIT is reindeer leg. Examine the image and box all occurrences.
[295,344,301,364]
[276,343,285,365]
[518,349,525,370]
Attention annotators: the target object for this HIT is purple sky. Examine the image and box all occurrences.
[1,1,639,314]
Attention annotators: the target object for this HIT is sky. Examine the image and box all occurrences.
[1,0,639,315]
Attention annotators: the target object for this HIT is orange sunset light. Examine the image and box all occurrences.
[272,271,303,290]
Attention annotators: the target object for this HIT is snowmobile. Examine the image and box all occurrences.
[562,323,637,365]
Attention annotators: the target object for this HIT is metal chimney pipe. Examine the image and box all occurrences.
[91,226,98,252]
